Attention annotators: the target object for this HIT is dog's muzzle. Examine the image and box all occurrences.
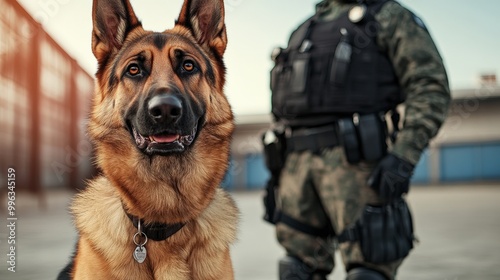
[128,93,199,155]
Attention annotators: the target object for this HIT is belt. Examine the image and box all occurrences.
[287,125,339,152]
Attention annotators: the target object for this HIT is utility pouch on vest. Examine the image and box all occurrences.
[358,198,415,263]
[358,114,387,162]
[337,118,361,164]
[290,52,310,94]
[330,29,352,87]
[271,49,311,117]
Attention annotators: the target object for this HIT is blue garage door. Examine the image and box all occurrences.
[221,158,235,190]
[440,142,500,182]
[411,150,430,184]
[246,154,270,189]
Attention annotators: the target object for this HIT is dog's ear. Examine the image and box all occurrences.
[176,0,227,57]
[92,0,142,65]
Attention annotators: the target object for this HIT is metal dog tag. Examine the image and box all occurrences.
[132,220,148,263]
[133,246,147,263]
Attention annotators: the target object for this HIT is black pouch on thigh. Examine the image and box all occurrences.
[357,198,414,263]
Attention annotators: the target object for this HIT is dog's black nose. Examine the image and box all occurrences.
[148,94,182,124]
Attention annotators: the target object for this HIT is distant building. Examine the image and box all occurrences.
[426,86,500,184]
[227,87,500,189]
[0,0,94,192]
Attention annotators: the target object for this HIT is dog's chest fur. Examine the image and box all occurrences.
[70,176,238,279]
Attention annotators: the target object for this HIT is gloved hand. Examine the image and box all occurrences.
[367,153,415,201]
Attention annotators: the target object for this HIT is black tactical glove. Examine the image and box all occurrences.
[367,153,415,201]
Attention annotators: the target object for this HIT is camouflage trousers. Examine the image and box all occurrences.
[276,147,402,279]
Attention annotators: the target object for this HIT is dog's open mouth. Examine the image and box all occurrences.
[132,125,197,155]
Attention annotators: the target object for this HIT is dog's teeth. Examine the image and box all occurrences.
[180,135,194,145]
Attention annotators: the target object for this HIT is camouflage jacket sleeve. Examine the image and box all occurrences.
[375,1,451,165]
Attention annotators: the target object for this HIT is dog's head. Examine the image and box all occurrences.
[91,0,230,155]
[88,0,234,221]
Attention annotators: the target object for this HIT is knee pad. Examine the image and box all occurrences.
[346,267,387,280]
[279,256,328,280]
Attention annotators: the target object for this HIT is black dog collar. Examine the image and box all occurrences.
[125,212,185,242]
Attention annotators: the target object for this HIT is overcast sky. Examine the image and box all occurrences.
[18,0,500,115]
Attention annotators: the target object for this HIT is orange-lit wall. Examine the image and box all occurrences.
[0,0,94,191]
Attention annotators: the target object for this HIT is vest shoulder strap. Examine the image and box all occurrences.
[366,0,391,15]
[287,15,318,51]
[289,0,390,51]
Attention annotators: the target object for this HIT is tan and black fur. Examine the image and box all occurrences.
[58,0,238,279]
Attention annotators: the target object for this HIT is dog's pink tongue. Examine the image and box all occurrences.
[152,135,178,143]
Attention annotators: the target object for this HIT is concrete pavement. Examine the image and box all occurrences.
[1,185,500,280]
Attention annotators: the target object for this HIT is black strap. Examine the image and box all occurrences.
[337,226,359,243]
[126,212,185,242]
[287,125,339,153]
[288,14,319,51]
[370,0,390,14]
[289,0,389,51]
[275,210,332,238]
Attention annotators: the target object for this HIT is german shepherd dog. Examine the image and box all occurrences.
[58,0,237,279]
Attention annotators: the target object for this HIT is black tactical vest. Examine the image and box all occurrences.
[271,0,402,127]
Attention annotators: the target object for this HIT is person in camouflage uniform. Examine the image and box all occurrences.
[267,0,450,279]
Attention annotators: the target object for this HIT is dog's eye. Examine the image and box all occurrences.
[127,64,141,76]
[182,60,195,72]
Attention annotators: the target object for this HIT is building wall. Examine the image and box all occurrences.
[0,0,34,189]
[429,97,500,183]
[435,98,500,145]
[0,0,94,191]
[229,125,269,190]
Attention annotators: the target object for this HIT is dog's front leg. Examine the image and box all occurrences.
[189,247,234,280]
[153,258,191,280]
